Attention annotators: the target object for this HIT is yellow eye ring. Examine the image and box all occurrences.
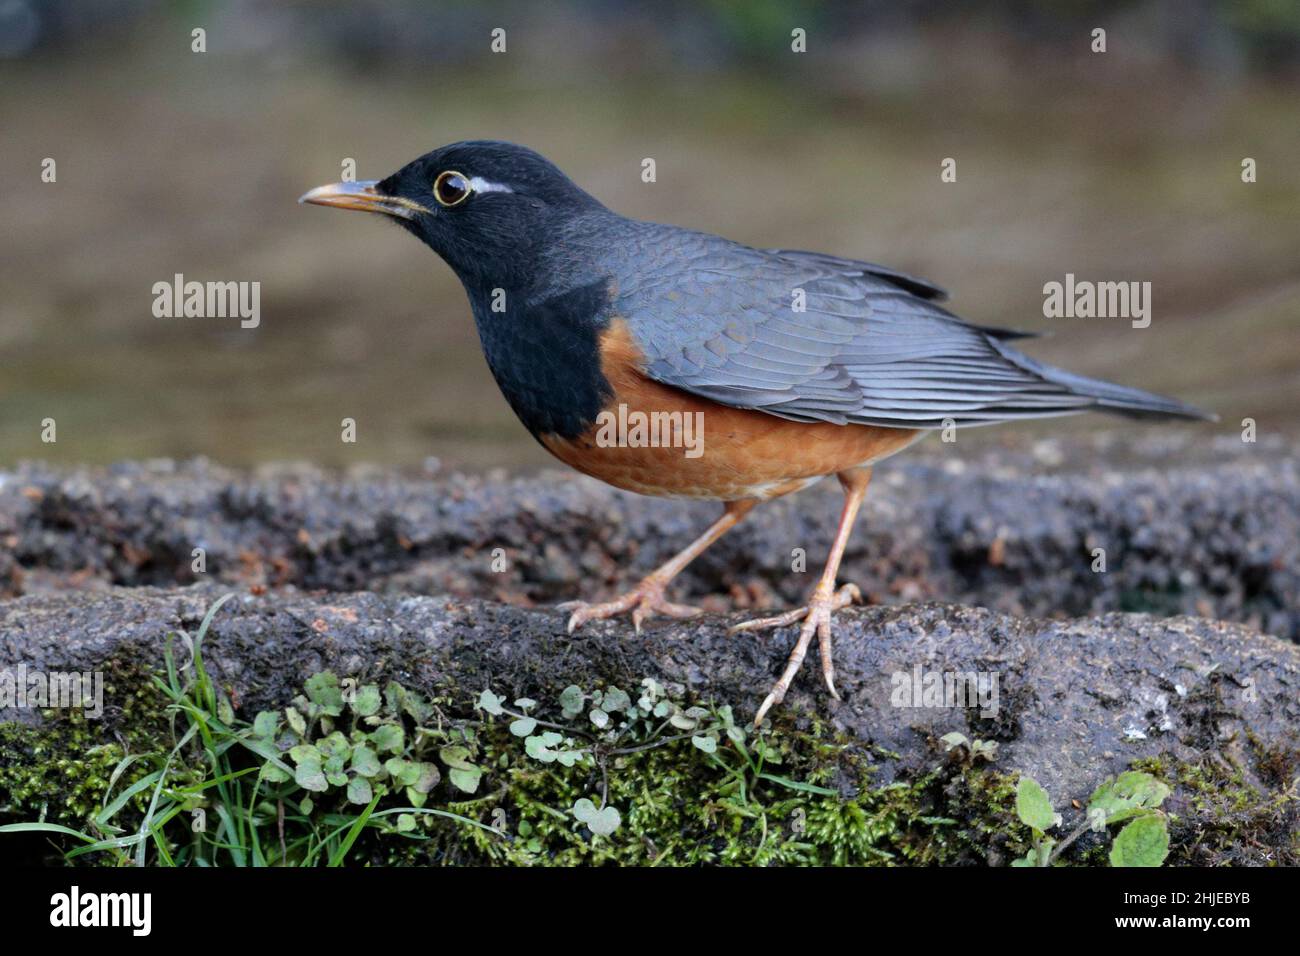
[433,170,472,207]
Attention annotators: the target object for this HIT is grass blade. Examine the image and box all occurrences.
[327,793,382,867]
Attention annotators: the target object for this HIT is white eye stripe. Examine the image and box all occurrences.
[468,176,514,194]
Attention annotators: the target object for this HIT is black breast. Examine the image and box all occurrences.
[469,278,615,440]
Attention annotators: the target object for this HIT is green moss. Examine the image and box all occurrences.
[370,712,1030,867]
[1131,747,1299,866]
[0,656,165,842]
[18,655,1297,868]
[0,655,1102,868]
[1,717,132,824]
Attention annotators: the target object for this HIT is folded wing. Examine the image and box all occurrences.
[615,235,1211,428]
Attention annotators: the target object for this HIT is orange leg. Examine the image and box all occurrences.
[732,467,872,726]
[561,499,757,634]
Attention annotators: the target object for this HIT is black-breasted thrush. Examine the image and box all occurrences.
[302,140,1213,723]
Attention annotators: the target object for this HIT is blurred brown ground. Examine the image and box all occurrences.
[1,7,1297,470]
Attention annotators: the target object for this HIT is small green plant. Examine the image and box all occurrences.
[0,594,496,865]
[939,732,999,766]
[1012,770,1171,867]
[0,596,1055,867]
[478,677,835,839]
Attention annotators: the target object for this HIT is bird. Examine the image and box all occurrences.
[300,140,1214,726]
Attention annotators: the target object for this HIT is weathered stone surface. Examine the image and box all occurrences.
[2,435,1296,862]
[2,586,1295,840]
[2,433,1296,640]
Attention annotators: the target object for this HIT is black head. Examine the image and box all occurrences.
[300,141,603,288]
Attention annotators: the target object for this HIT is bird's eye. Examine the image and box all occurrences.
[433,170,472,207]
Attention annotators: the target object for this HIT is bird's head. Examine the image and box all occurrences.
[299,140,603,288]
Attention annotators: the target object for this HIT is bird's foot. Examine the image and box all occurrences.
[730,582,862,726]
[559,577,703,635]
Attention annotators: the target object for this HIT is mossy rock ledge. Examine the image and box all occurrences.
[2,587,1298,864]
[0,435,1296,865]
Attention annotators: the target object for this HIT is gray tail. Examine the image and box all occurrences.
[991,340,1217,422]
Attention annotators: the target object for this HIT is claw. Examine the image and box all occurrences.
[561,578,702,634]
[729,606,806,634]
[741,583,861,726]
[753,688,780,728]
[818,615,839,700]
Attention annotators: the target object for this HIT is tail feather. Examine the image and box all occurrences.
[990,339,1217,423]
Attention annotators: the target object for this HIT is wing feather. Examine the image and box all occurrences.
[612,229,1210,427]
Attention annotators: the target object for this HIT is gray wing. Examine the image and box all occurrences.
[763,247,950,302]
[613,230,1209,428]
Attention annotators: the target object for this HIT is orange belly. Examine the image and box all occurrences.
[539,320,921,500]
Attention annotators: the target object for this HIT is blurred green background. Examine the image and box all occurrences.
[2,0,1297,471]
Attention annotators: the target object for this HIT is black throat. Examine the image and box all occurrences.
[465,279,615,440]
